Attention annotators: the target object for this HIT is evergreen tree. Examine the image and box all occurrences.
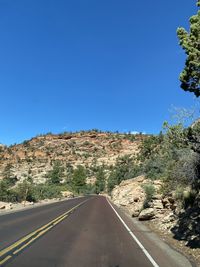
[47,161,64,184]
[177,1,200,96]
[2,163,17,187]
[65,163,74,183]
[95,167,106,194]
[72,165,86,194]
[16,180,31,203]
[107,155,140,193]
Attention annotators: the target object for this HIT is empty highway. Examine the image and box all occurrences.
[0,196,192,267]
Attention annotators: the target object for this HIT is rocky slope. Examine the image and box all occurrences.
[0,131,143,184]
[111,176,200,266]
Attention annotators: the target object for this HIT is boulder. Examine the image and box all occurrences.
[21,201,34,206]
[131,210,140,217]
[0,202,6,209]
[111,175,146,207]
[139,208,155,220]
[0,202,13,210]
[153,200,163,209]
[61,191,74,198]
[152,194,162,200]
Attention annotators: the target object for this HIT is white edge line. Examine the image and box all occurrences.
[106,197,160,267]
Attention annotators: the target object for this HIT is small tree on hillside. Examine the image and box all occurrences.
[15,180,34,203]
[47,161,64,184]
[2,163,17,187]
[107,155,141,193]
[65,162,74,183]
[95,167,106,194]
[71,165,86,194]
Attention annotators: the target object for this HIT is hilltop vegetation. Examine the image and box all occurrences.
[0,130,143,202]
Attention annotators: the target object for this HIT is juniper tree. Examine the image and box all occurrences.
[177,1,200,96]
[72,165,86,194]
[95,167,106,194]
[47,161,64,184]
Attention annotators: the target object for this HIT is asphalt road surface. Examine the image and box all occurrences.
[0,196,192,267]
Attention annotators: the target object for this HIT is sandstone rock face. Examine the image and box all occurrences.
[111,175,146,217]
[139,208,155,220]
[0,132,143,185]
[111,175,178,228]
[61,191,74,198]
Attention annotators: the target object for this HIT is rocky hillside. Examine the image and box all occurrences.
[0,131,144,184]
[111,176,200,266]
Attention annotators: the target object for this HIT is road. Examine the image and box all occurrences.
[0,196,192,267]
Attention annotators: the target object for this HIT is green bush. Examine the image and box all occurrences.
[95,167,106,194]
[107,155,142,193]
[31,184,64,201]
[142,183,155,209]
[46,161,64,184]
[71,165,87,194]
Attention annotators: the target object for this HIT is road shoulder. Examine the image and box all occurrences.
[108,198,195,267]
[0,197,83,216]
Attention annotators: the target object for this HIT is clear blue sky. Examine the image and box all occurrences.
[0,0,198,145]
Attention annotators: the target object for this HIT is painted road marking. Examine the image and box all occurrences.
[0,256,12,265]
[107,198,160,267]
[0,199,88,266]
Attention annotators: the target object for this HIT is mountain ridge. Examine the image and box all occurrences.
[0,131,146,184]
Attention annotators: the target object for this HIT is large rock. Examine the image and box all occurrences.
[21,201,34,206]
[61,191,74,198]
[111,175,146,215]
[139,208,155,220]
[0,201,13,210]
[153,200,163,209]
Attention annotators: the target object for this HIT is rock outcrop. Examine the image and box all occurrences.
[61,191,74,198]
[111,175,146,217]
[111,175,178,232]
[0,132,144,185]
[138,208,155,220]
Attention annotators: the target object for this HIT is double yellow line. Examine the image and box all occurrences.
[0,199,88,266]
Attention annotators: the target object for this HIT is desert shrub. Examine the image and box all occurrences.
[31,184,65,201]
[174,186,196,208]
[107,155,142,193]
[14,181,35,202]
[0,180,71,203]
[142,184,155,209]
[139,120,200,206]
[0,180,12,202]
[144,155,166,180]
[83,141,90,146]
[138,133,164,161]
[82,184,96,195]
[46,161,64,184]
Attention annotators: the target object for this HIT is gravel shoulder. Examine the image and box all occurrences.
[144,219,200,267]
[0,197,82,216]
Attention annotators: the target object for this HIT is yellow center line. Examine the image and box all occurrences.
[0,255,12,265]
[53,214,68,226]
[0,198,88,263]
[0,213,65,258]
[13,225,54,255]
